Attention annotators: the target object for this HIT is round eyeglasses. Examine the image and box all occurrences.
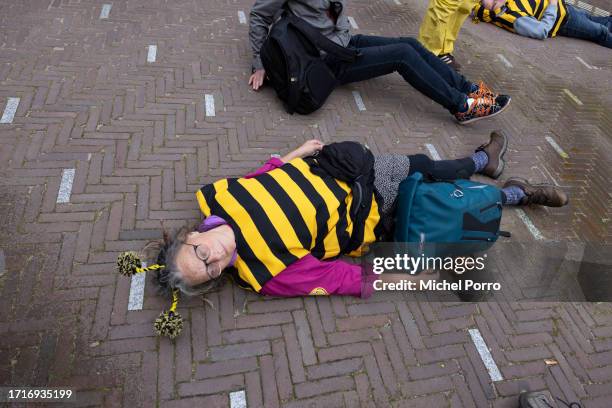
[180,241,222,281]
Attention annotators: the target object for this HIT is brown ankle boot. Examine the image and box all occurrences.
[475,130,508,179]
[503,178,569,207]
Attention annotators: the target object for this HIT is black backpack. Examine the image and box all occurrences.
[260,13,359,115]
[305,141,379,252]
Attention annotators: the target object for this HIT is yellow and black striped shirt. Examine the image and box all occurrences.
[196,158,382,292]
[473,0,567,37]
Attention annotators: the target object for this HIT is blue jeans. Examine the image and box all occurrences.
[325,35,473,114]
[558,5,612,48]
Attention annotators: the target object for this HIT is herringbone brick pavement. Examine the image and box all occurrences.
[0,0,611,406]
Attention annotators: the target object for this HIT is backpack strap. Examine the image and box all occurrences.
[286,14,359,62]
[394,172,424,242]
[286,75,299,114]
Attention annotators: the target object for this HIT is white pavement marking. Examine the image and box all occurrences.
[425,143,442,161]
[516,209,545,240]
[56,168,76,204]
[593,7,610,17]
[545,136,569,159]
[575,56,596,69]
[468,329,504,382]
[348,16,359,29]
[100,4,112,19]
[205,94,216,117]
[497,54,513,68]
[352,91,366,111]
[229,390,247,408]
[0,97,20,124]
[540,165,560,187]
[563,89,583,106]
[393,0,402,4]
[128,269,146,311]
[576,1,593,12]
[238,10,247,24]
[147,45,157,63]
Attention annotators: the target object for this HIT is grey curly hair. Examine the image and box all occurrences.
[144,224,230,297]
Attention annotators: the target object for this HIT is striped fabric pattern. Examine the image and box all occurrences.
[196,158,381,291]
[473,0,568,37]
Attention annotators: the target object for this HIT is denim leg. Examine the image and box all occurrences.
[333,37,468,113]
[349,35,474,94]
[586,14,612,31]
[559,6,612,48]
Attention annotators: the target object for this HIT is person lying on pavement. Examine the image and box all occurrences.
[145,135,568,299]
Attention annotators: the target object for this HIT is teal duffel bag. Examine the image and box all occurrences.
[394,172,508,252]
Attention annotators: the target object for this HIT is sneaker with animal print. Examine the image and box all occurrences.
[455,95,511,125]
[469,81,498,99]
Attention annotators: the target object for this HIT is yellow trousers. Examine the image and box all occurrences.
[418,0,476,56]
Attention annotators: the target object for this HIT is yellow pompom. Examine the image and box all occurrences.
[117,251,142,277]
[153,310,183,339]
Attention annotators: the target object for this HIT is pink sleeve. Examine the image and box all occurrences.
[244,157,285,178]
[260,254,375,298]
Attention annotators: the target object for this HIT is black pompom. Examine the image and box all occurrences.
[153,310,183,339]
[117,251,141,277]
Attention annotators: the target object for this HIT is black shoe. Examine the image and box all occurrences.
[476,130,508,179]
[519,390,582,408]
[503,178,569,207]
[439,53,461,71]
[468,80,498,99]
[455,95,511,125]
